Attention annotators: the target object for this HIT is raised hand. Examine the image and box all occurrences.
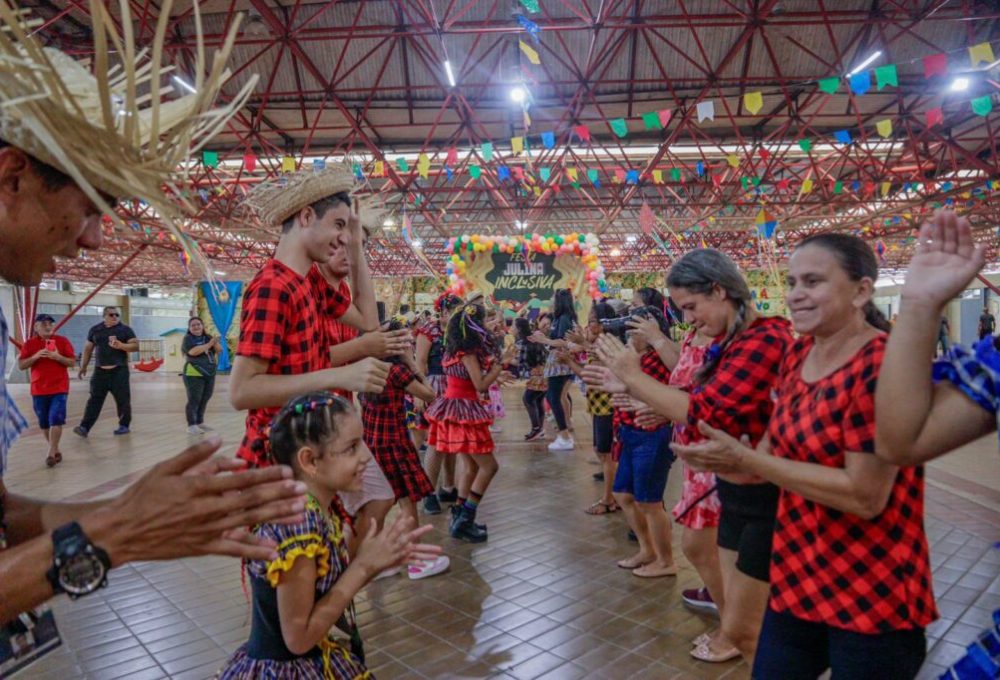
[594,333,642,383]
[902,210,986,308]
[332,357,390,393]
[581,364,628,394]
[627,315,667,348]
[80,436,307,565]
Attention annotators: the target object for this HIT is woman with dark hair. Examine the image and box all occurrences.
[633,286,666,312]
[425,303,514,542]
[182,316,219,435]
[531,288,578,451]
[673,233,931,679]
[512,317,548,440]
[587,248,792,665]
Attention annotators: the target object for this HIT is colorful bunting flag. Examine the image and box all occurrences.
[541,131,555,149]
[519,40,540,65]
[971,95,993,116]
[652,169,663,184]
[567,167,578,182]
[798,138,812,152]
[881,182,891,197]
[511,136,524,153]
[469,164,481,179]
[818,77,840,94]
[498,166,511,181]
[446,147,458,166]
[741,177,750,190]
[696,100,715,122]
[759,148,770,161]
[203,150,219,168]
[573,125,591,142]
[712,175,722,188]
[875,64,898,90]
[282,156,296,172]
[614,168,626,183]
[397,157,409,172]
[446,167,453,181]
[876,118,893,138]
[639,202,655,235]
[833,180,843,194]
[658,109,673,127]
[801,178,814,194]
[587,168,599,186]
[519,0,539,13]
[834,129,852,144]
[923,52,948,78]
[969,42,995,66]
[744,91,763,114]
[642,110,662,130]
[626,169,640,185]
[312,158,326,171]
[925,106,943,127]
[696,161,705,176]
[539,167,551,182]
[417,153,430,178]
[755,209,777,238]
[512,166,524,181]
[481,142,493,161]
[849,71,871,95]
[373,160,385,177]
[610,118,629,138]
[242,153,256,172]
[671,167,682,182]
[726,154,739,169]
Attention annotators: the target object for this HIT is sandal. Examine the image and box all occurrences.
[632,563,679,578]
[585,500,619,515]
[54,452,63,463]
[617,555,653,569]
[45,455,58,468]
[692,633,711,648]
[690,642,741,663]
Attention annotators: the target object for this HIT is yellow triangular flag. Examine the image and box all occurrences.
[511,136,524,154]
[744,91,763,115]
[652,169,663,184]
[969,42,995,66]
[374,160,384,177]
[519,40,541,65]
[281,156,296,173]
[880,182,891,197]
[417,153,430,179]
[801,178,814,194]
[727,154,740,168]
[533,186,541,197]
[876,118,893,138]
[567,167,578,181]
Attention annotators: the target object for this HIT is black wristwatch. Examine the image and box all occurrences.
[46,522,111,599]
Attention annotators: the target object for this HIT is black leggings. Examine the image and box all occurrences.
[183,375,215,426]
[523,390,546,431]
[546,374,573,431]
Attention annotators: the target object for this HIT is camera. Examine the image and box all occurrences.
[600,305,669,336]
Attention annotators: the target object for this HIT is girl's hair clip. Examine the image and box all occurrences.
[292,397,335,416]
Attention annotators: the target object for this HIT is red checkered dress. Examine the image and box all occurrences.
[236,261,351,467]
[425,349,494,455]
[359,363,434,502]
[768,335,937,634]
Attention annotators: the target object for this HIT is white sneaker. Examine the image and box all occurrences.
[408,555,450,580]
[187,425,202,436]
[548,435,574,451]
[198,424,213,432]
[373,566,402,581]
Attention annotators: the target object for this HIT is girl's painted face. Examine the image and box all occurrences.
[188,319,204,335]
[670,286,734,338]
[314,412,371,493]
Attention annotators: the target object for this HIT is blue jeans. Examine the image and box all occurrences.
[753,608,925,680]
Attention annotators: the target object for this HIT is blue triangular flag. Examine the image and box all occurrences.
[851,180,860,192]
[313,158,326,170]
[446,167,453,181]
[849,71,871,95]
[626,169,640,185]
[498,166,511,181]
[696,161,705,176]
[541,131,555,149]
[539,167,551,182]
[834,129,852,144]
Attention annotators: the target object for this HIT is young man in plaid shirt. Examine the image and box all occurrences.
[230,166,390,468]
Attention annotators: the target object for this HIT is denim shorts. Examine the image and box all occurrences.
[32,393,68,429]
[612,424,674,503]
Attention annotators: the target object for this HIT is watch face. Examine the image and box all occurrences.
[59,551,106,595]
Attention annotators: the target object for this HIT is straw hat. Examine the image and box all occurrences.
[0,0,255,246]
[245,164,358,229]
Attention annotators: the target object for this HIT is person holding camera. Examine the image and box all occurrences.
[18,314,75,468]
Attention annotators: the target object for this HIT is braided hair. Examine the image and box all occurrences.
[667,249,753,384]
[445,302,489,355]
[268,392,355,467]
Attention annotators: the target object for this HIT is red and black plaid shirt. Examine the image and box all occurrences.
[682,316,792,446]
[768,335,937,633]
[327,316,360,401]
[618,348,671,431]
[236,260,351,467]
[359,363,416,447]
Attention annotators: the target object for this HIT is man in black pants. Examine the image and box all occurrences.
[74,307,139,437]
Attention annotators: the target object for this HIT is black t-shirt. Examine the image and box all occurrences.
[981,313,995,333]
[87,322,136,368]
[182,334,217,376]
[550,314,574,340]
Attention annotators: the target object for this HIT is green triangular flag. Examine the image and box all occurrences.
[540,167,551,182]
[203,151,219,168]
[519,0,539,12]
[752,177,762,187]
[481,142,493,161]
[740,177,750,190]
[397,157,409,172]
[587,168,600,183]
[469,164,481,179]
[642,111,662,130]
[818,77,840,94]
[834,180,843,194]
[874,64,898,90]
[671,167,682,181]
[610,118,629,138]
[798,138,813,152]
[971,95,993,116]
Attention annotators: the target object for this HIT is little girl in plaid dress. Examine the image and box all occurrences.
[216,393,440,680]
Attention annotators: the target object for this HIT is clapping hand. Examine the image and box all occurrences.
[581,364,628,394]
[671,421,751,474]
[902,210,986,308]
[355,515,442,576]
[627,315,668,348]
[594,333,642,382]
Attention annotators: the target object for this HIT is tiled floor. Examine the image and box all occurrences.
[5,374,999,679]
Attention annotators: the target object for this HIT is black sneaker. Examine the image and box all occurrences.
[73,426,88,438]
[423,495,442,515]
[437,487,458,504]
[450,509,488,543]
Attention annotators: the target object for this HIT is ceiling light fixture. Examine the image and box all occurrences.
[411,239,424,249]
[443,60,456,88]
[383,218,396,227]
[626,235,637,244]
[242,9,270,38]
[610,248,622,257]
[846,50,882,76]
[509,86,527,103]
[950,77,970,92]
[515,220,526,230]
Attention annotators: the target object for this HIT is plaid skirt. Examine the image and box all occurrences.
[216,641,371,679]
[370,438,435,502]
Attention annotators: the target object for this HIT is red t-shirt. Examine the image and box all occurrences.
[19,335,74,396]
[767,335,937,633]
[236,261,351,467]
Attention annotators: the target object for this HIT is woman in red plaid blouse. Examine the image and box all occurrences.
[674,234,935,679]
[588,249,792,666]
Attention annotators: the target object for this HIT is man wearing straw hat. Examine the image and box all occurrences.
[0,1,306,623]
[230,164,390,468]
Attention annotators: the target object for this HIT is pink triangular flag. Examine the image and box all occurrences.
[446,147,458,166]
[658,109,672,127]
[923,53,948,79]
[242,153,257,173]
[573,125,591,142]
[926,106,943,127]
